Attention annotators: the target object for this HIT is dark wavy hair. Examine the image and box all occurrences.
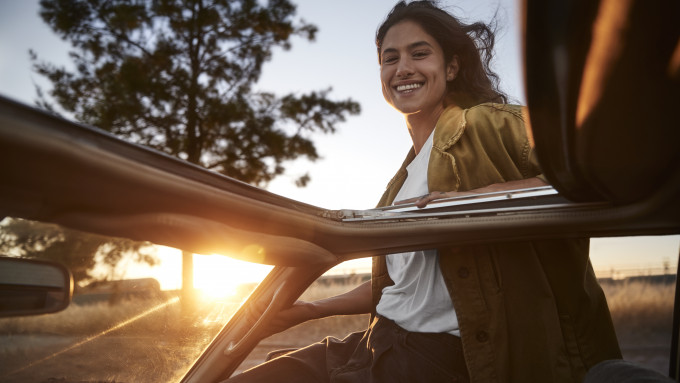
[376,0,507,108]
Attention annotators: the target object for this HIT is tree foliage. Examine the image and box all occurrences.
[32,0,360,186]
[0,218,157,286]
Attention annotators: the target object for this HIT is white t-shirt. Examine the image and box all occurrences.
[375,131,460,336]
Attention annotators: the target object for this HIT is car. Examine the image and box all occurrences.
[0,0,678,382]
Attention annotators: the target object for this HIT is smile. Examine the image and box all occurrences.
[395,83,423,92]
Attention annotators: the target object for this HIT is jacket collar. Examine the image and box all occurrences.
[433,105,466,152]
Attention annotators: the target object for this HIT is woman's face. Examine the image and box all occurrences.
[380,20,457,118]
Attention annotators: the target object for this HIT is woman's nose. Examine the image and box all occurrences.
[396,59,414,78]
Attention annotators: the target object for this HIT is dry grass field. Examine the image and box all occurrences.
[600,278,675,373]
[0,294,235,382]
[0,275,675,381]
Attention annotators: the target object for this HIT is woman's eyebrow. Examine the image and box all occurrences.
[408,41,434,50]
[382,41,434,56]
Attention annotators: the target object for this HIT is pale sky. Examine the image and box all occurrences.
[0,0,677,276]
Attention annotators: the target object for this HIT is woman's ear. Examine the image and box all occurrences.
[446,55,459,81]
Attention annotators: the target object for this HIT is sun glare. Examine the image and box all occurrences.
[193,253,273,300]
[146,247,273,300]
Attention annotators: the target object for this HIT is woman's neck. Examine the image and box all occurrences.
[405,105,445,155]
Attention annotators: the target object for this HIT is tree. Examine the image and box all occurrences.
[0,218,158,286]
[30,0,360,307]
[31,0,360,187]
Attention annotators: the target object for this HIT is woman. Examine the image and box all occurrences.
[226,1,621,382]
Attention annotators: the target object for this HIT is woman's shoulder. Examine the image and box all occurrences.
[436,103,526,136]
[465,103,525,123]
[434,102,530,150]
[460,103,528,139]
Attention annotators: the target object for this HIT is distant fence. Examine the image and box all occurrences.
[316,273,371,287]
[322,263,678,285]
[319,266,678,287]
[594,263,678,281]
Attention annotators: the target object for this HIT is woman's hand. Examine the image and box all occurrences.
[395,190,474,208]
[264,300,320,336]
[248,298,320,338]
[412,190,474,208]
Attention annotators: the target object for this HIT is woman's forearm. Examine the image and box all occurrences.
[265,280,373,336]
[308,280,373,319]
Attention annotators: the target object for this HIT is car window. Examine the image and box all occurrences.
[589,235,678,375]
[591,235,680,375]
[0,217,272,383]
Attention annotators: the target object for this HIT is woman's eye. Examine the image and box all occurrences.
[413,50,430,59]
[382,56,398,64]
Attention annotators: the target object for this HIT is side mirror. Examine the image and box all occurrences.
[0,257,73,317]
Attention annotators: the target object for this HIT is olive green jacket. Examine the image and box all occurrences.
[372,103,621,383]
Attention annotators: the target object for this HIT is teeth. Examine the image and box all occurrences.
[396,83,422,92]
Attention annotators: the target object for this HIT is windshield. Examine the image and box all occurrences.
[0,217,272,382]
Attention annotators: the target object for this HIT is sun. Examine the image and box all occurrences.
[147,247,273,300]
[193,253,273,300]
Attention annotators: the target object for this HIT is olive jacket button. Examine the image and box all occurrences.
[476,330,489,342]
[457,267,470,278]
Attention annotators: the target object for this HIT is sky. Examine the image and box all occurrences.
[0,0,677,278]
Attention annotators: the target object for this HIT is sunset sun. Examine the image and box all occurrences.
[150,247,273,300]
[193,254,273,300]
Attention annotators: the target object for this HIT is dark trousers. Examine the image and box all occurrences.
[224,315,469,383]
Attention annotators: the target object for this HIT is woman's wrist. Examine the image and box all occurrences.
[306,300,327,320]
